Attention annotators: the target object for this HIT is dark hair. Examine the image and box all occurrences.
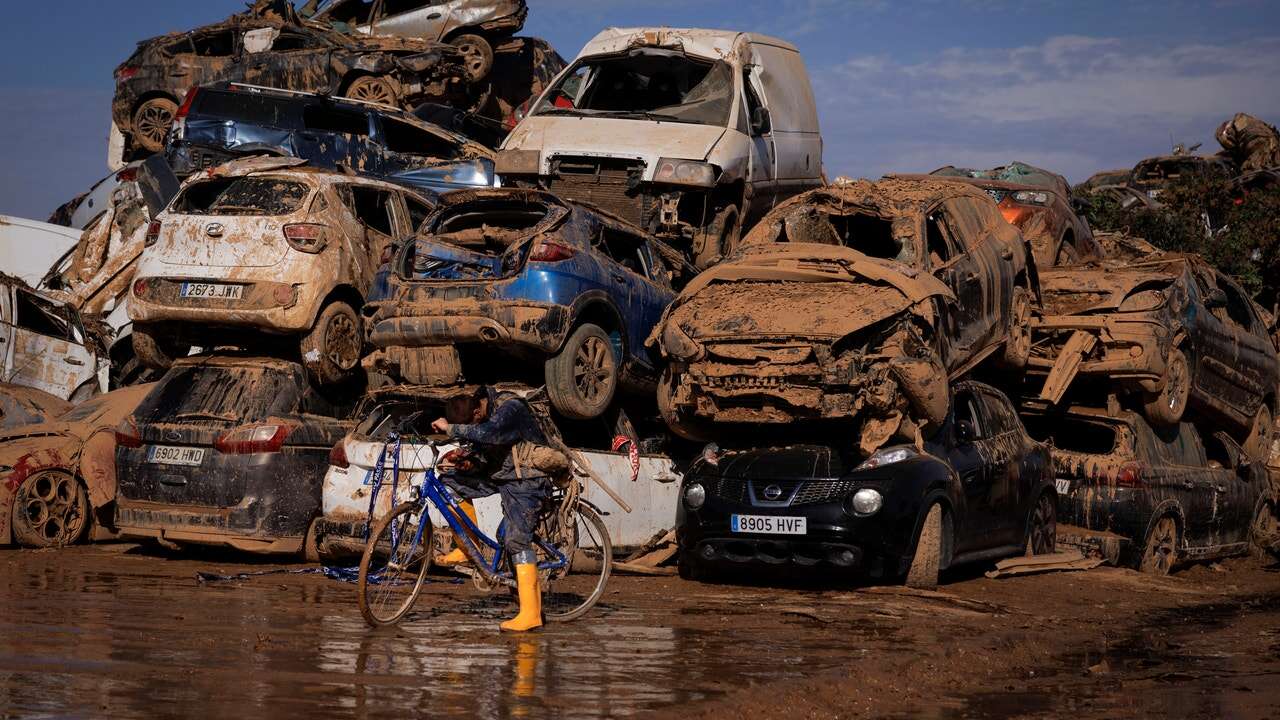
[445,387,487,425]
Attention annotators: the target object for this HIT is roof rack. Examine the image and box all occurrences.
[227,82,403,113]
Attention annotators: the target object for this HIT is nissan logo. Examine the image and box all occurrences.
[763,485,783,501]
[206,223,225,238]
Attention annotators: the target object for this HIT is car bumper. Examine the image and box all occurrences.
[115,500,307,554]
[1028,318,1170,387]
[369,301,569,353]
[130,278,314,334]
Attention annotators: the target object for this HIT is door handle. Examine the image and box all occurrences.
[170,70,190,78]
[428,12,443,19]
[64,357,85,366]
[611,273,626,284]
[965,271,979,282]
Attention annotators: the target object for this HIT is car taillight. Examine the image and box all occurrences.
[215,424,293,455]
[116,66,140,81]
[133,278,149,298]
[116,167,138,183]
[114,416,142,449]
[145,220,161,247]
[175,87,199,120]
[329,441,349,470]
[1113,462,1145,488]
[283,223,327,253]
[529,241,575,262]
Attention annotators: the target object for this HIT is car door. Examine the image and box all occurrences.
[740,68,777,224]
[1138,420,1218,549]
[241,28,333,93]
[336,184,399,286]
[372,0,452,40]
[177,27,243,88]
[944,197,1011,354]
[1214,274,1276,422]
[593,225,654,365]
[946,388,998,553]
[926,205,985,367]
[297,105,381,174]
[0,287,13,379]
[7,289,96,399]
[974,386,1029,545]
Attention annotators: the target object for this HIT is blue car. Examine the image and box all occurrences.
[368,189,678,419]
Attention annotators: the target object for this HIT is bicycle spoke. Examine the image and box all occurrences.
[358,503,433,627]
[541,505,612,622]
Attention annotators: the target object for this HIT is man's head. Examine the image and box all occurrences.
[445,386,489,425]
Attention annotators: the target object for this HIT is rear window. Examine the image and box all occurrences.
[170,177,311,216]
[192,91,295,128]
[1023,416,1118,455]
[135,364,302,424]
[353,396,448,442]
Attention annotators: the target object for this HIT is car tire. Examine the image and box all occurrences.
[677,549,705,582]
[1249,501,1279,562]
[450,33,495,83]
[344,75,400,107]
[132,324,185,371]
[1139,515,1179,575]
[999,286,1033,369]
[694,205,741,271]
[1243,404,1274,462]
[1143,348,1190,428]
[1025,491,1057,556]
[905,503,943,590]
[11,471,91,548]
[132,97,178,153]
[303,518,322,564]
[545,323,618,420]
[657,367,714,442]
[300,301,363,387]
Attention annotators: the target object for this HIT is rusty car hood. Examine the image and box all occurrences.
[1041,261,1184,315]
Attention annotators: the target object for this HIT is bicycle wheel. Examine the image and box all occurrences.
[540,503,612,622]
[358,502,434,627]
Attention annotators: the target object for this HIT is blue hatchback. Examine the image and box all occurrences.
[368,189,678,419]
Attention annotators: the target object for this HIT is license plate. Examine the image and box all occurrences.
[148,445,206,466]
[180,282,243,300]
[731,514,807,535]
[1055,478,1071,495]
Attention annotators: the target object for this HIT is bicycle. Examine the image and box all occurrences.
[356,435,613,628]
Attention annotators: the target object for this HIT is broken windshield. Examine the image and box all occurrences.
[534,49,734,127]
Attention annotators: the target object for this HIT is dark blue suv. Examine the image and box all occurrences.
[367,189,678,420]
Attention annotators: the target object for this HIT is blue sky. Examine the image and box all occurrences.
[2,0,1278,220]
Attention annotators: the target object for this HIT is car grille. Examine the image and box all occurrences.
[706,478,858,506]
[547,156,654,228]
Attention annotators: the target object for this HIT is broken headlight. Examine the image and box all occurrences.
[1012,190,1050,205]
[1119,289,1167,313]
[856,447,917,471]
[662,322,705,362]
[654,159,717,188]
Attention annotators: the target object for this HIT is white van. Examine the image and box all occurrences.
[497,27,825,269]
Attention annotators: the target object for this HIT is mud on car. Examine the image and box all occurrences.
[367,189,679,420]
[677,382,1056,588]
[1031,254,1279,458]
[128,158,439,385]
[652,179,1037,454]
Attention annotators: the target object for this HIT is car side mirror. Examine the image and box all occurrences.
[956,420,976,445]
[750,106,772,136]
[1205,289,1228,309]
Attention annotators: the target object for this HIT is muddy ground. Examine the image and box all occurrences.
[0,545,1276,719]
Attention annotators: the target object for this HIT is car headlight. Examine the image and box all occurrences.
[662,321,705,362]
[1119,289,1166,313]
[1012,190,1050,206]
[654,158,717,188]
[684,482,706,510]
[494,149,541,176]
[856,447,917,470]
[850,488,883,516]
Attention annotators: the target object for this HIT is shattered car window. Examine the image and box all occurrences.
[754,206,920,265]
[172,177,311,216]
[382,118,463,159]
[194,91,294,128]
[536,50,734,127]
[353,396,447,442]
[1023,416,1118,454]
[14,290,75,341]
[135,364,302,424]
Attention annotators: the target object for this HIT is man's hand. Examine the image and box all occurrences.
[431,418,450,434]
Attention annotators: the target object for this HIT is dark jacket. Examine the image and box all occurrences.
[448,388,549,482]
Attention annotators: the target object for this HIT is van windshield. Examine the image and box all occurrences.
[534,49,734,128]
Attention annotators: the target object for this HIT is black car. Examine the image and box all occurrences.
[165,83,496,196]
[677,382,1056,588]
[1023,405,1275,575]
[113,355,356,558]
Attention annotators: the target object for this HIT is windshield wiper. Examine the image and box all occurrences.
[596,110,692,123]
[172,412,238,423]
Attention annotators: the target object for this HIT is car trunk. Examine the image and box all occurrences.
[156,176,313,268]
[400,195,563,283]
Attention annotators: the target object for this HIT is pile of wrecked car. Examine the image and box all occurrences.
[0,2,1276,598]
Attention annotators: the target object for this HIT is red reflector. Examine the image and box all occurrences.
[529,241,575,262]
[145,220,161,247]
[1114,462,1145,488]
[175,87,199,120]
[114,417,142,449]
[215,424,292,455]
[132,278,149,298]
[329,441,349,470]
[116,66,140,81]
[116,167,139,183]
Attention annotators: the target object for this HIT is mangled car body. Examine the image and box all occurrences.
[0,275,104,402]
[129,158,438,385]
[112,8,467,155]
[368,189,678,420]
[920,162,1100,267]
[652,179,1036,453]
[0,383,155,548]
[499,27,824,269]
[0,385,70,433]
[1031,255,1279,458]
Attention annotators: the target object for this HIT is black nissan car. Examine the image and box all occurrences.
[677,382,1057,588]
[114,355,356,558]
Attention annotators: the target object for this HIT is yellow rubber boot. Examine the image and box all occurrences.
[500,563,543,633]
[438,500,478,566]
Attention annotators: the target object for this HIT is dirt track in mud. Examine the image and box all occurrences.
[0,545,1276,719]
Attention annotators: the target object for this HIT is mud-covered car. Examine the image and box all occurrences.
[920,162,1101,267]
[1023,405,1276,574]
[305,0,528,82]
[678,382,1056,588]
[129,158,439,385]
[1128,154,1235,206]
[0,276,104,402]
[1030,255,1279,458]
[652,179,1036,454]
[0,383,155,548]
[0,385,70,433]
[368,189,678,419]
[165,83,496,196]
[112,7,467,155]
[1075,168,1131,196]
[113,356,355,558]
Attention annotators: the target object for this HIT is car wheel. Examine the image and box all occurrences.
[1243,404,1274,462]
[677,549,705,582]
[300,301,363,386]
[132,97,178,153]
[132,324,186,371]
[1025,491,1057,556]
[545,323,618,420]
[999,286,1033,369]
[905,503,944,590]
[11,471,91,548]
[657,366,714,442]
[1143,348,1190,428]
[694,205,741,271]
[450,33,495,83]
[345,75,400,107]
[1139,515,1179,575]
[1249,501,1279,562]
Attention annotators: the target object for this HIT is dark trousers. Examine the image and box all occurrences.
[444,473,551,557]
